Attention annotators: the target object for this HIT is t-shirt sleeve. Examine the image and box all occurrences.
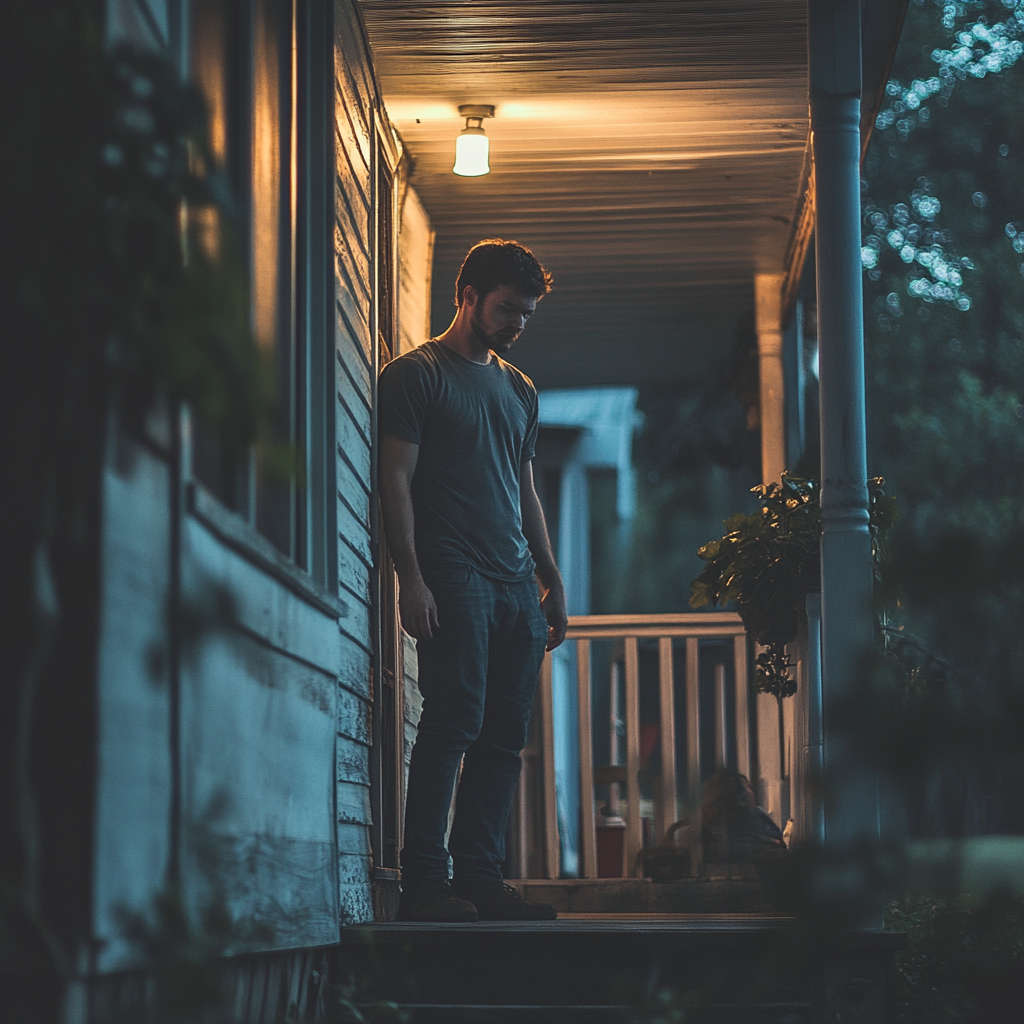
[378,355,431,445]
[521,387,539,463]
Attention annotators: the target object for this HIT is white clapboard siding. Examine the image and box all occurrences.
[332,0,381,925]
[179,519,341,949]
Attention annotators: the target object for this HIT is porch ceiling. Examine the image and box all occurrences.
[358,2,903,390]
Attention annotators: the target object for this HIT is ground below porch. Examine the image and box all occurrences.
[335,912,903,1024]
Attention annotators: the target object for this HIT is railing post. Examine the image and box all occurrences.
[538,653,560,879]
[608,656,622,817]
[713,662,728,768]
[733,634,751,780]
[657,637,678,842]
[685,636,702,877]
[623,638,643,877]
[576,639,598,879]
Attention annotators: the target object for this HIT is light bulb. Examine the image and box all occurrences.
[453,126,489,176]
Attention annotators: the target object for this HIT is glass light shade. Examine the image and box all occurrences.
[453,127,489,176]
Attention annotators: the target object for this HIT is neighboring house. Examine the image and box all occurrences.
[533,388,638,875]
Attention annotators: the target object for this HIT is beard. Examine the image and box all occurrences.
[470,308,518,354]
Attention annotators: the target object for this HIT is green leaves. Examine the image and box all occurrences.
[689,475,823,627]
[690,475,897,700]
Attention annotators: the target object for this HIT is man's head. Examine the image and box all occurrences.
[453,239,553,355]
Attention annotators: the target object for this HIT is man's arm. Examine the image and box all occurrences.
[520,460,568,651]
[379,435,439,640]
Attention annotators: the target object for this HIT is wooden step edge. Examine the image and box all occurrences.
[390,1002,814,1024]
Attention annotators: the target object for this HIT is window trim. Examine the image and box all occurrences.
[189,481,348,620]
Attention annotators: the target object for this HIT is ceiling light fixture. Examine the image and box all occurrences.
[453,104,495,177]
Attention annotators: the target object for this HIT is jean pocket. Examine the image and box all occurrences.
[424,563,471,588]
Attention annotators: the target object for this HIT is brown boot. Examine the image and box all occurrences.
[454,881,557,921]
[396,880,478,922]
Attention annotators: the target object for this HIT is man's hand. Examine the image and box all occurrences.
[399,577,440,641]
[540,585,568,651]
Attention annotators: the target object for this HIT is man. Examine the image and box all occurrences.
[378,239,567,922]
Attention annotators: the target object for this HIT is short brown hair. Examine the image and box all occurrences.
[454,239,553,307]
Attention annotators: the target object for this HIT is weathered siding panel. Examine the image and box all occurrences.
[180,519,340,950]
[337,407,372,485]
[338,632,371,700]
[337,781,372,826]
[337,336,372,412]
[338,543,371,609]
[336,279,373,371]
[338,684,372,745]
[338,596,372,665]
[333,0,381,922]
[92,442,173,973]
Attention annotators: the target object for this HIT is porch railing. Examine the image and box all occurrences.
[516,612,749,880]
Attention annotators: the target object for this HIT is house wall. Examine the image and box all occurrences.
[331,0,378,922]
[90,0,426,973]
[398,186,435,355]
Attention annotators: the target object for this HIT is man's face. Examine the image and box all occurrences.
[466,283,538,355]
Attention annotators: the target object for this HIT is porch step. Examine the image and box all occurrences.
[385,1001,812,1023]
[512,876,776,914]
[334,916,901,1024]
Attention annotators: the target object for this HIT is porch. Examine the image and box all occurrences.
[351,0,906,1014]
[365,0,906,907]
[72,0,911,1020]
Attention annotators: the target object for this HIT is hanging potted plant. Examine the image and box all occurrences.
[690,475,897,705]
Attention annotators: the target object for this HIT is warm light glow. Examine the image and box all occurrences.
[453,127,489,176]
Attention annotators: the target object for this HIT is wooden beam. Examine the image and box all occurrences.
[657,637,678,844]
[576,640,598,879]
[624,638,643,877]
[538,653,560,879]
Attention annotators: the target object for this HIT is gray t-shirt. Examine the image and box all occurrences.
[378,340,539,581]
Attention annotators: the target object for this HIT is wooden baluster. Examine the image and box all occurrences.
[624,638,642,877]
[576,639,597,879]
[608,657,621,816]
[733,633,751,780]
[685,636,702,877]
[657,637,677,844]
[714,662,728,768]
[538,652,560,878]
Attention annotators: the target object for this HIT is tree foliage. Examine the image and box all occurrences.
[858,0,1024,837]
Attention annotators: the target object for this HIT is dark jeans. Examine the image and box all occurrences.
[401,564,548,888]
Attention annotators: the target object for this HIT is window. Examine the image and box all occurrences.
[187,0,332,585]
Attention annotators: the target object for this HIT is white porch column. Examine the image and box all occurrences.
[755,273,786,485]
[810,0,879,853]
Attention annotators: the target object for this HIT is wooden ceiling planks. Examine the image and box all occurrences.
[358,1,812,387]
